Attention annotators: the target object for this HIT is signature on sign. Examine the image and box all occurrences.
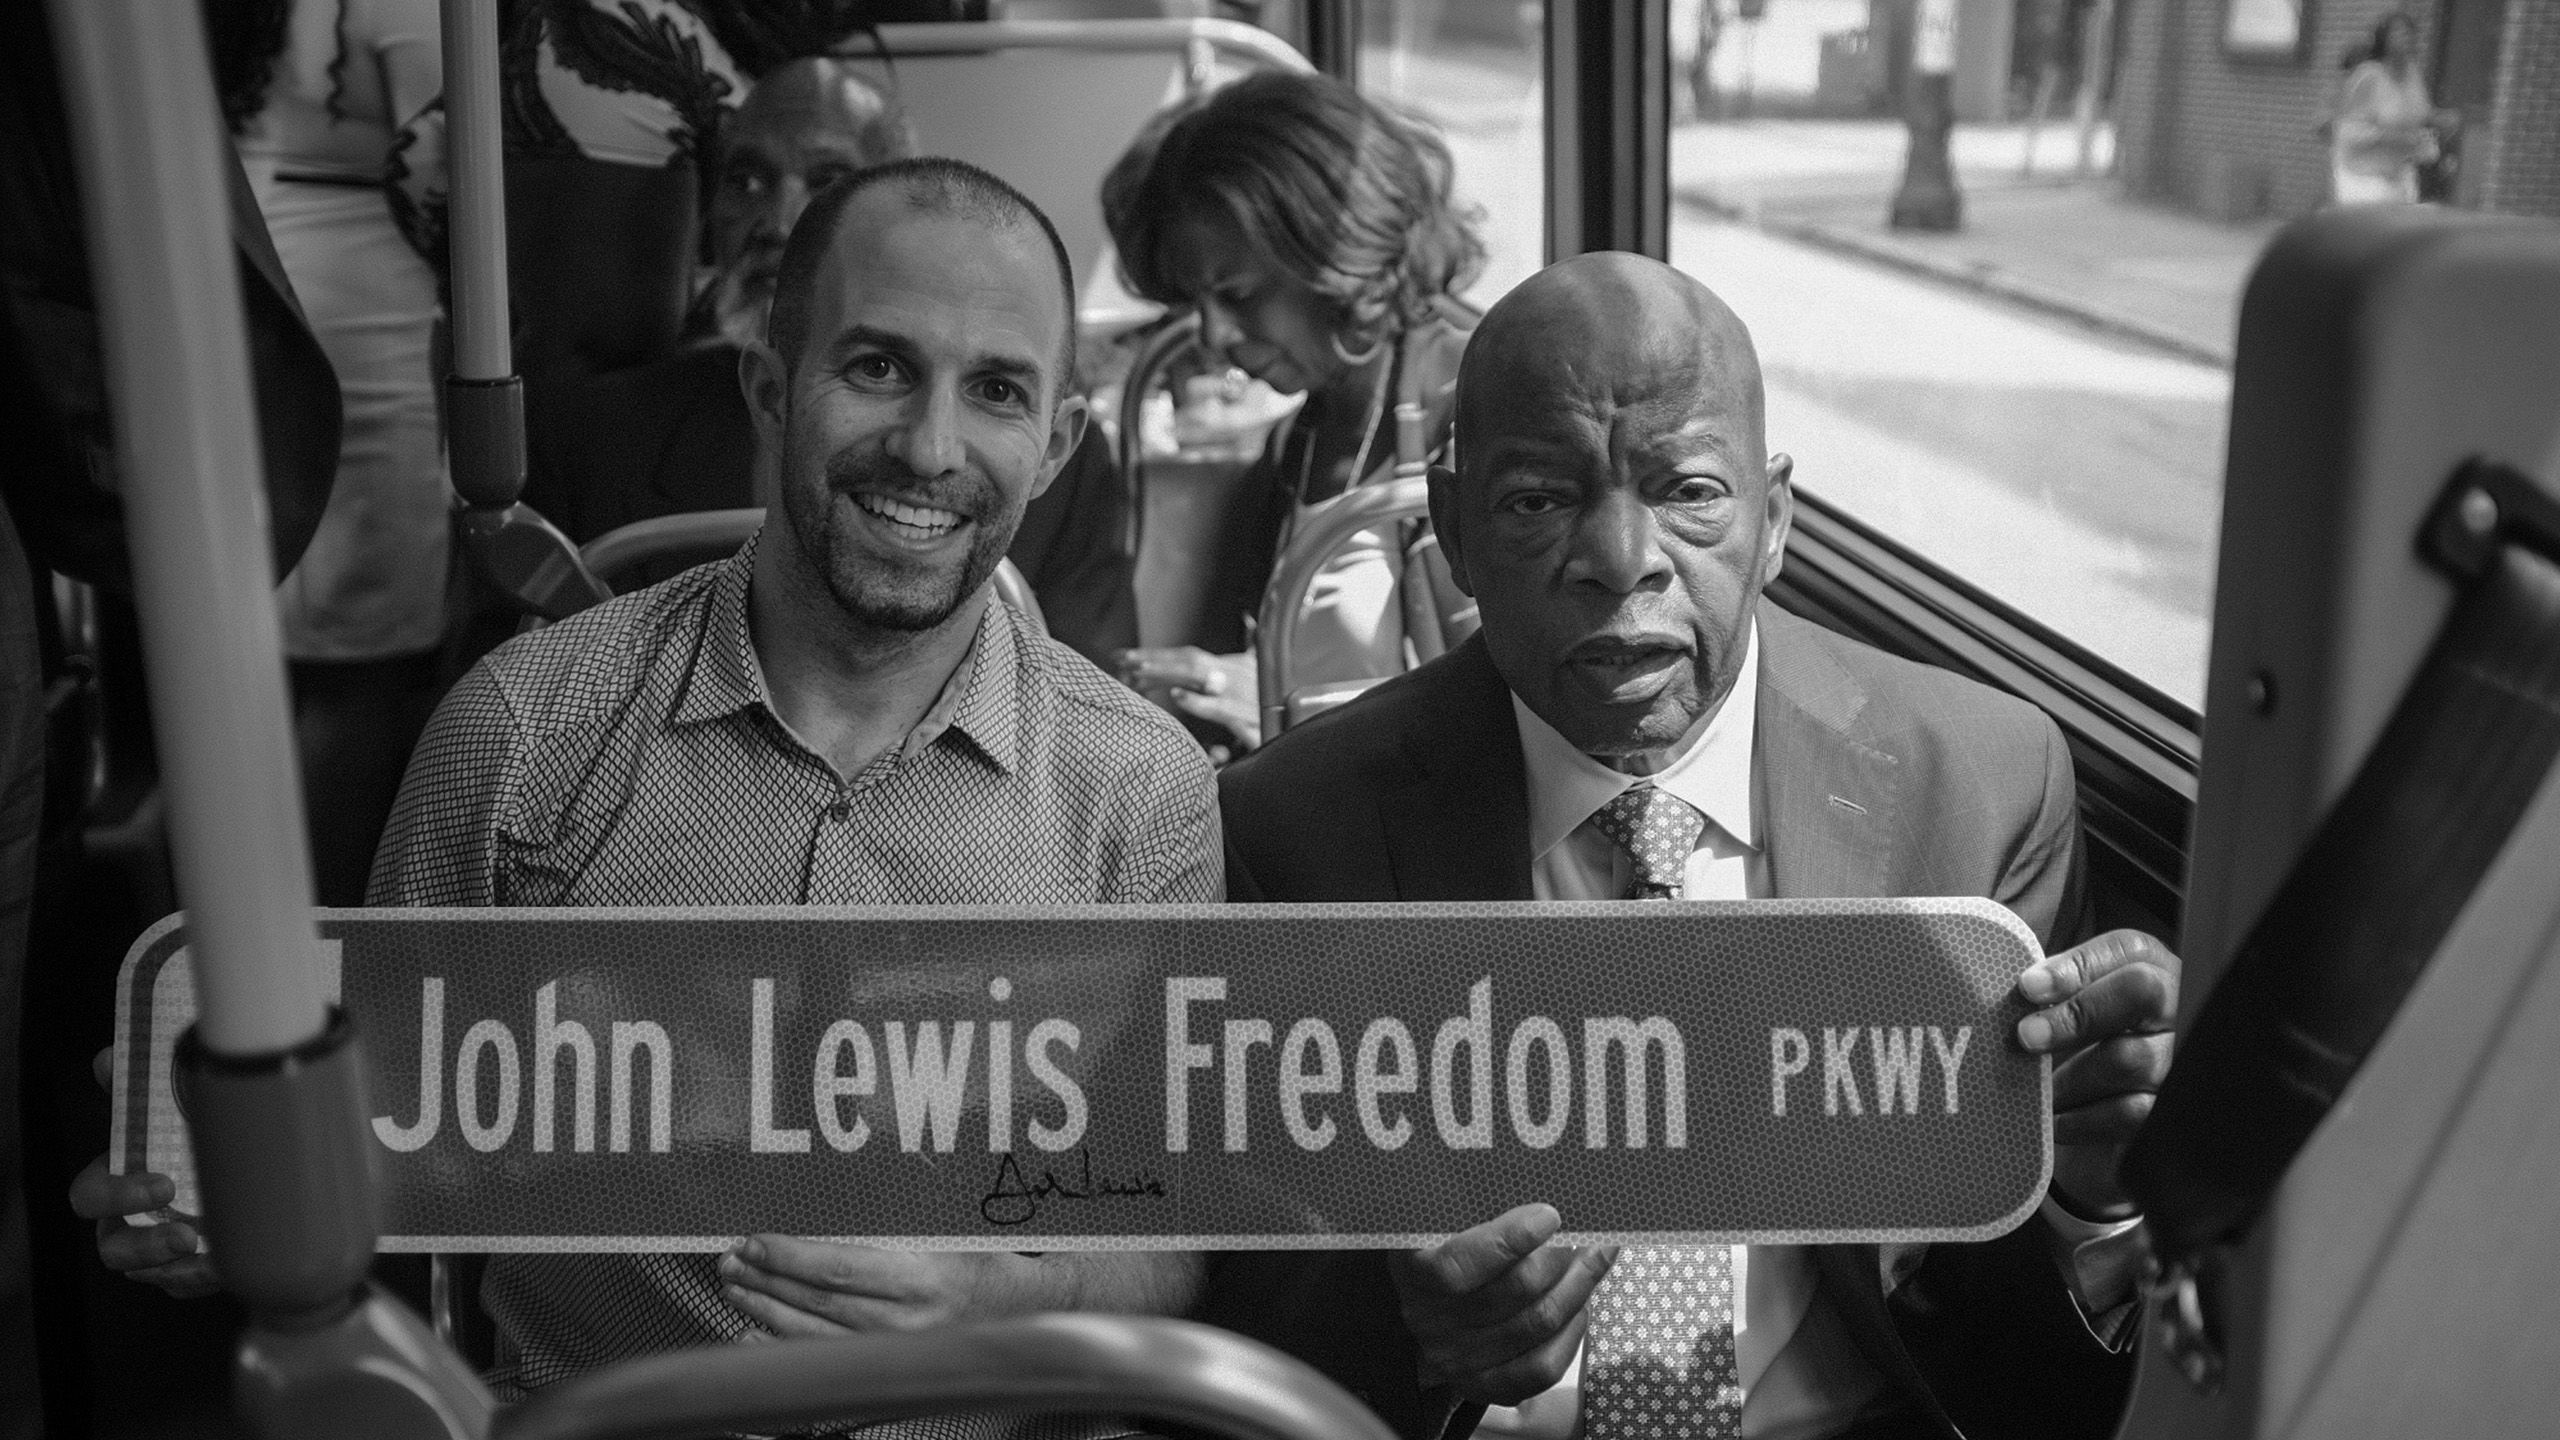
[980,1148,1168,1226]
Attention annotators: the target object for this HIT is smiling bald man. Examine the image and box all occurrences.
[1212,254,2179,1440]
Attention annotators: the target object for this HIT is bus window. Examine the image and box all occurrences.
[1664,0,2239,711]
[1357,0,1548,309]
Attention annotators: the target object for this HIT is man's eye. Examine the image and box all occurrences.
[724,170,768,197]
[1501,491,1566,517]
[845,355,902,385]
[805,165,855,193]
[976,377,1024,408]
[1666,478,1725,505]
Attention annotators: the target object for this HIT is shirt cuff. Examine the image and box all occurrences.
[2037,1195,2147,1351]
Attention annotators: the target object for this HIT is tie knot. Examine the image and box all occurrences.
[1592,784,1705,900]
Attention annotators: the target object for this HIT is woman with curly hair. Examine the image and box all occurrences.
[1103,70,1485,752]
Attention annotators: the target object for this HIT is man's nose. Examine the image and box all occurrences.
[893,379,964,478]
[1564,488,1674,595]
[762,176,813,244]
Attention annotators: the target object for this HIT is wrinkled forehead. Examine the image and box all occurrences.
[727,72,893,164]
[1456,297,1764,473]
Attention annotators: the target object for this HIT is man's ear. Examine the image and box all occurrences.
[740,340,791,451]
[1426,463,1474,598]
[1034,393,1089,503]
[1759,452,1795,587]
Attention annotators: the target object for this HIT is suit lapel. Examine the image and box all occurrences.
[1756,603,1905,901]
[1379,637,1534,902]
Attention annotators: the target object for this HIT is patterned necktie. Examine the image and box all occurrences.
[1582,783,1743,1438]
[1588,782,1706,901]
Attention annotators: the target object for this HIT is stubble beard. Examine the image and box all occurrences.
[780,436,1013,636]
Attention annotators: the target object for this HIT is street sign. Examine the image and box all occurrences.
[113,900,2050,1251]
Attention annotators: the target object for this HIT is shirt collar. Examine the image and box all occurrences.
[673,529,1022,776]
[1510,617,1761,860]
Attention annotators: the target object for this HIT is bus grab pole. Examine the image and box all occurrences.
[441,0,517,481]
[48,2,493,1433]
[442,0,611,619]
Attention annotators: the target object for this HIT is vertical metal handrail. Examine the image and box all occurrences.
[51,6,498,1432]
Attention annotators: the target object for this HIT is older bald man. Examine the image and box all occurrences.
[1211,255,2177,1440]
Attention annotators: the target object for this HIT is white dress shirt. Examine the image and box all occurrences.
[1474,622,1890,1440]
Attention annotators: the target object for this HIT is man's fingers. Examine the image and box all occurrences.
[1396,1204,1563,1299]
[1400,1241,1583,1337]
[2051,1033,2173,1112]
[2055,1092,2158,1147]
[734,1234,909,1297]
[69,1158,173,1221]
[719,1250,875,1326]
[98,1219,200,1273]
[1437,1306,1598,1408]
[1410,1243,1616,1383]
[2019,950,2178,1054]
[720,1277,849,1339]
[125,1256,221,1299]
[2018,930,2181,1010]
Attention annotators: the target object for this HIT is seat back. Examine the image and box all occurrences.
[840,19,1309,325]
[1255,475,1433,739]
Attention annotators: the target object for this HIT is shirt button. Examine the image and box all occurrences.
[825,802,851,823]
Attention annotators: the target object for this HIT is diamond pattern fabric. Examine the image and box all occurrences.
[1584,783,1741,1437]
[1589,784,1708,901]
[1584,1245,1744,1439]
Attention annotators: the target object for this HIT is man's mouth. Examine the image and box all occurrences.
[851,492,967,539]
[1563,635,1691,701]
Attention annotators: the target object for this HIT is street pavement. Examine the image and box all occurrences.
[1673,119,2279,368]
[1373,44,2233,706]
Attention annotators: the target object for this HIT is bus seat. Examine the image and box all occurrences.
[815,21,1311,660]
[1256,476,1433,740]
[835,20,1311,340]
[996,1,1219,19]
[495,1313,1396,1440]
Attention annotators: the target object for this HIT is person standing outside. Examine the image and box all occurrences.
[2332,11,2453,206]
[80,159,1216,1440]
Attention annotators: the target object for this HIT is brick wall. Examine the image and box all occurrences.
[2473,0,2560,216]
[2116,0,2438,221]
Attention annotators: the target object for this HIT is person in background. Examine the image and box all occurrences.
[2331,11,2454,207]
[1101,70,1482,753]
[519,55,1140,665]
[462,0,978,388]
[216,0,453,906]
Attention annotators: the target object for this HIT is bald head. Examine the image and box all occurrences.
[1456,252,1765,480]
[1428,253,1793,764]
[708,58,915,333]
[734,56,909,154]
